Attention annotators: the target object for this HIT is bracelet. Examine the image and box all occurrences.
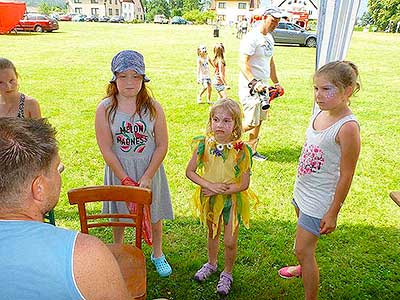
[274,82,280,87]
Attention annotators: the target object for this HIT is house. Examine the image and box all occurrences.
[210,0,318,26]
[210,0,261,25]
[273,0,318,20]
[121,0,144,22]
[66,0,144,20]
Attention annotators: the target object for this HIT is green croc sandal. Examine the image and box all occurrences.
[151,253,172,277]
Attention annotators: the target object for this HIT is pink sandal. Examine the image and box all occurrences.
[278,265,302,279]
[194,263,217,282]
[216,272,233,296]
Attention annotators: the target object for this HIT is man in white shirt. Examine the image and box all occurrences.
[239,7,284,161]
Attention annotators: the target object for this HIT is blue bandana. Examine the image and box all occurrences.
[110,50,150,83]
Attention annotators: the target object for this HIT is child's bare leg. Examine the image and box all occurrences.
[220,89,227,99]
[207,218,222,266]
[207,83,212,102]
[223,212,239,274]
[112,226,125,244]
[199,84,207,96]
[152,220,163,257]
[295,226,319,300]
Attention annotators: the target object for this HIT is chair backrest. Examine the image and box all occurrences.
[67,185,152,249]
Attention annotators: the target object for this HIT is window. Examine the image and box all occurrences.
[115,0,118,4]
[91,8,99,15]
[73,0,82,3]
[109,0,112,4]
[217,15,225,21]
[74,7,82,14]
[238,3,246,9]
[277,22,286,29]
[218,2,226,9]
[91,0,98,3]
[287,24,295,30]
[116,8,119,15]
[109,8,113,15]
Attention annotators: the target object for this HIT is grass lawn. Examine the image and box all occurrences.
[1,23,399,299]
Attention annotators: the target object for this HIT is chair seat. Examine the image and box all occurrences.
[107,244,146,300]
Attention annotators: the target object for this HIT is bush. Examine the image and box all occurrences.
[183,9,216,24]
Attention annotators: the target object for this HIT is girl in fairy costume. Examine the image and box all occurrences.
[186,98,257,296]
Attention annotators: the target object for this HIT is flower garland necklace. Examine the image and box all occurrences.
[207,136,244,161]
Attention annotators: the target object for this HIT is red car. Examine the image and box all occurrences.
[14,13,59,32]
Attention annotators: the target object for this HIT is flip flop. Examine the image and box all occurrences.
[278,265,302,279]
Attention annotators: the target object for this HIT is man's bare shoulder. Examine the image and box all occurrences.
[73,233,130,300]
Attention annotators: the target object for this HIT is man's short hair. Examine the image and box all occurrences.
[0,118,58,207]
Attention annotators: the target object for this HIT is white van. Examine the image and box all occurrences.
[154,15,168,24]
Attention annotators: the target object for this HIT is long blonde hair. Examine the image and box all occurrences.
[207,98,243,141]
[213,43,226,67]
[104,79,156,123]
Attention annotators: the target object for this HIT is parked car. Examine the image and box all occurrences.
[85,15,99,22]
[272,22,317,47]
[59,14,73,21]
[13,13,59,32]
[72,15,86,22]
[109,15,125,23]
[98,16,110,22]
[154,14,168,24]
[49,13,59,21]
[171,16,189,25]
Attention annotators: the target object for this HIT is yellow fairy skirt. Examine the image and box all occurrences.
[193,188,258,238]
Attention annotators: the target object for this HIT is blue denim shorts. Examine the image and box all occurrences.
[292,199,321,237]
[214,83,225,92]
[201,78,211,88]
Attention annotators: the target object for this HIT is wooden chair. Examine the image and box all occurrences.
[67,185,152,300]
[390,191,400,207]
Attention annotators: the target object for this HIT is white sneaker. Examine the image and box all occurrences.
[252,152,267,161]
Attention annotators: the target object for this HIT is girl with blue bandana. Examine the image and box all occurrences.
[95,50,174,277]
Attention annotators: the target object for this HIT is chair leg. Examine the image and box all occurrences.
[390,191,400,207]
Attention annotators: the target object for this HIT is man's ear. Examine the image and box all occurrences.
[31,175,45,204]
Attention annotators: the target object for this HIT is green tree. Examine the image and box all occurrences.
[144,0,171,20]
[183,9,215,24]
[38,2,52,15]
[360,11,373,26]
[368,0,400,31]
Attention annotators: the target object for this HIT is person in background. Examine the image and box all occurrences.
[196,45,213,104]
[95,50,174,277]
[212,43,230,100]
[278,61,361,300]
[238,7,284,161]
[0,117,129,300]
[186,99,257,296]
[0,58,41,118]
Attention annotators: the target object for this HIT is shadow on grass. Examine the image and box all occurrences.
[4,31,66,36]
[142,216,399,300]
[52,209,399,300]
[257,145,302,163]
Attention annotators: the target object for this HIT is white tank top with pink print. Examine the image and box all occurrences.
[293,113,359,218]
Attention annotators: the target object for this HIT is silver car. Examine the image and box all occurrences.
[272,22,317,47]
